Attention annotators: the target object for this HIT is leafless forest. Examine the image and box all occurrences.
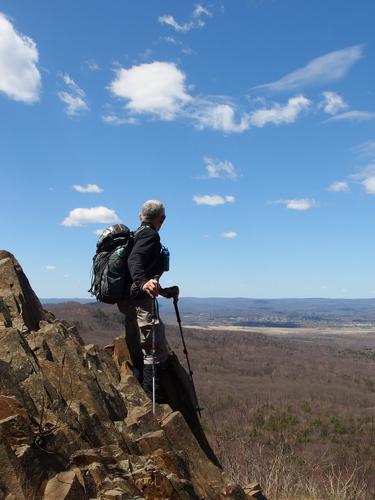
[47,302,375,499]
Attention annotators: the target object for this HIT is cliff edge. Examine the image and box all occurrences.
[0,250,264,499]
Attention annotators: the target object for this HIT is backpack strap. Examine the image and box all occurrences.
[133,224,150,241]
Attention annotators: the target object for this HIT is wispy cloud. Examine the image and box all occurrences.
[328,180,349,192]
[109,61,192,120]
[181,47,193,55]
[353,140,375,158]
[193,194,236,206]
[326,110,375,122]
[102,113,138,126]
[62,206,120,227]
[257,45,363,92]
[159,4,212,32]
[84,59,101,72]
[320,91,348,115]
[73,184,103,193]
[193,5,211,18]
[250,95,311,127]
[58,74,89,116]
[158,15,193,33]
[203,157,238,180]
[46,265,56,271]
[222,231,238,239]
[163,36,180,45]
[0,12,41,103]
[273,199,318,211]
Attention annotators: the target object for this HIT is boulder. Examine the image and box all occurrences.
[0,251,47,332]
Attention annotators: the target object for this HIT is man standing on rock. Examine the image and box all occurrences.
[118,200,178,403]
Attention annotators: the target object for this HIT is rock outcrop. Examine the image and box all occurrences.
[0,251,263,499]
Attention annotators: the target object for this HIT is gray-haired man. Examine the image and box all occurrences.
[118,200,178,403]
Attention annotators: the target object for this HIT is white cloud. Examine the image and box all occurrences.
[0,12,41,103]
[203,157,238,179]
[274,199,318,211]
[222,231,238,239]
[46,265,56,271]
[159,4,211,32]
[326,110,375,122]
[107,61,249,134]
[62,206,120,227]
[362,176,375,194]
[58,74,89,116]
[109,61,192,120]
[193,101,250,133]
[193,194,235,206]
[257,45,363,92]
[109,62,312,135]
[351,163,375,195]
[94,228,105,236]
[250,95,311,127]
[73,184,103,193]
[320,91,348,115]
[328,180,349,192]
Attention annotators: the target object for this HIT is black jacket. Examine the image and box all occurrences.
[128,222,165,295]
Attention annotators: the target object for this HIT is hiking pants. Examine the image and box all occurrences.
[117,294,170,377]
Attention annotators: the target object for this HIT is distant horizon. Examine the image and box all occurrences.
[41,296,375,302]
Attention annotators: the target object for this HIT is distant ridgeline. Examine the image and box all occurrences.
[43,297,375,327]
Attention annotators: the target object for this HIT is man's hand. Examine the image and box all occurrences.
[142,279,160,297]
[160,286,179,300]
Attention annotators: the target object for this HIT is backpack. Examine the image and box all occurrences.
[88,223,141,304]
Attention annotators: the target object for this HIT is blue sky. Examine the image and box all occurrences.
[1,0,375,298]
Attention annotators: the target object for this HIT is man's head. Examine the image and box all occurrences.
[140,199,166,231]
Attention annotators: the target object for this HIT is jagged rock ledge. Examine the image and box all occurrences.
[0,250,265,499]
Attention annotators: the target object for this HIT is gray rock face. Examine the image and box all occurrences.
[0,250,261,499]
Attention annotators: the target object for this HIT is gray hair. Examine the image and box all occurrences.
[141,199,165,221]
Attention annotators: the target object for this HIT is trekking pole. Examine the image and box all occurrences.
[151,275,160,414]
[173,297,202,418]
